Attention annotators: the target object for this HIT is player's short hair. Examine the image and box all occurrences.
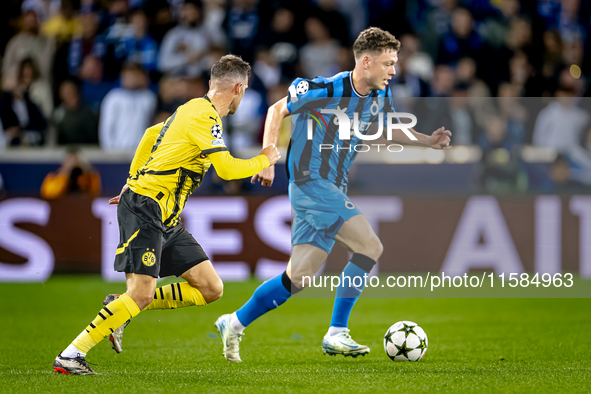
[210,54,251,83]
[353,27,401,59]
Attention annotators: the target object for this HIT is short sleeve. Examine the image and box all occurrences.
[286,77,330,114]
[187,109,228,155]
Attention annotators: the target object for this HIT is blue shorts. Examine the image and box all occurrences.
[289,179,362,254]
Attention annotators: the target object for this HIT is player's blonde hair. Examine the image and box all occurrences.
[353,27,401,59]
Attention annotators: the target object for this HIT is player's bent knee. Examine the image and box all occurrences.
[374,239,384,259]
[201,280,224,303]
[128,292,154,310]
[353,235,383,261]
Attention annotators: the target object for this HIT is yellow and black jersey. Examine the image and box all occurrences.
[127,96,269,227]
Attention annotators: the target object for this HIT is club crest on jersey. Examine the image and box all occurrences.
[211,124,223,139]
[296,80,309,95]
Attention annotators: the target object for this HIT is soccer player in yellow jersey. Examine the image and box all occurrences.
[53,55,280,375]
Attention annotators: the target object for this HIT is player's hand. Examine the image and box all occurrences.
[261,143,281,166]
[108,184,129,206]
[251,166,275,187]
[428,127,452,150]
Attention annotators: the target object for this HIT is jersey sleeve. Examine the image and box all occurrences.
[208,150,270,181]
[186,108,228,155]
[128,122,164,178]
[286,77,330,115]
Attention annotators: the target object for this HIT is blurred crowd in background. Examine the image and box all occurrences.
[1,0,591,195]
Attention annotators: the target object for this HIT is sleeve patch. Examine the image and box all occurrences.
[296,80,309,95]
[211,124,223,139]
[211,139,225,147]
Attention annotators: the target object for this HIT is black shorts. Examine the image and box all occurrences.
[113,189,209,278]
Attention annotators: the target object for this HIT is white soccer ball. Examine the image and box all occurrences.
[383,321,428,361]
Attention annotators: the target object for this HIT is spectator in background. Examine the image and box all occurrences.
[21,0,62,23]
[159,0,211,77]
[41,0,81,43]
[154,75,190,123]
[225,0,259,63]
[79,55,118,114]
[47,0,82,104]
[252,47,281,91]
[437,7,483,65]
[478,114,527,194]
[532,72,591,184]
[429,64,456,97]
[69,11,106,77]
[398,32,434,84]
[420,0,457,61]
[541,29,563,78]
[100,0,132,81]
[203,0,228,47]
[507,51,533,95]
[145,0,176,44]
[562,35,584,74]
[16,57,54,120]
[334,0,366,43]
[0,58,49,146]
[311,0,350,46]
[99,62,157,152]
[52,78,99,145]
[412,65,455,135]
[299,17,341,79]
[226,85,265,150]
[455,57,496,134]
[532,81,589,154]
[546,153,587,194]
[555,0,585,44]
[481,0,520,49]
[497,82,527,143]
[494,17,536,90]
[388,34,430,99]
[449,82,476,145]
[2,9,55,90]
[118,9,160,81]
[255,7,303,81]
[41,147,101,199]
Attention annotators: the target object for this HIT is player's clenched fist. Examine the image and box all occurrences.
[261,143,281,165]
[251,166,275,187]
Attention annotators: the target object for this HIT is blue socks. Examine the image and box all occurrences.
[330,254,376,329]
[235,271,299,327]
[234,254,375,330]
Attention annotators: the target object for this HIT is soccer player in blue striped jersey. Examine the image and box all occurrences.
[215,27,452,361]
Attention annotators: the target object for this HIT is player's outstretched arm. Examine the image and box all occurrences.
[209,144,280,181]
[251,96,290,187]
[387,126,452,150]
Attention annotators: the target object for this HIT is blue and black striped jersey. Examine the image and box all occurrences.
[286,71,395,190]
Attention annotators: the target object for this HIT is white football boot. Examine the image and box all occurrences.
[214,314,243,362]
[322,329,370,357]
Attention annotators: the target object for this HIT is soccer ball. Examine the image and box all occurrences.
[383,321,428,361]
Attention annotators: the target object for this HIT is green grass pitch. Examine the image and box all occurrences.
[1,275,590,393]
